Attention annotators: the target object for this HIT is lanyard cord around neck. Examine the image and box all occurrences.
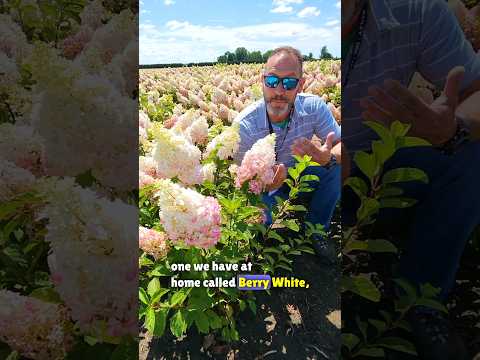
[267,106,294,162]
[342,4,368,89]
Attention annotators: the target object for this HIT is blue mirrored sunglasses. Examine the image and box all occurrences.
[263,75,300,90]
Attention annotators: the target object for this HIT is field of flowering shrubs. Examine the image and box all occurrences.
[138,60,342,358]
[0,0,138,359]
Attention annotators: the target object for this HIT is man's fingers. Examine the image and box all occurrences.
[368,85,409,117]
[362,110,393,128]
[360,98,395,124]
[443,66,465,109]
[383,79,429,116]
[323,132,335,150]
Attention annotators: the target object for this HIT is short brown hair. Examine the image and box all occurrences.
[265,46,303,74]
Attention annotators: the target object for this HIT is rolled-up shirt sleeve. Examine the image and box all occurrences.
[313,97,341,143]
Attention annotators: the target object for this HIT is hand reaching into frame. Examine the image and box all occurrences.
[291,132,336,166]
[359,66,465,145]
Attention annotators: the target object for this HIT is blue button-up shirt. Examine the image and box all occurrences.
[233,93,341,168]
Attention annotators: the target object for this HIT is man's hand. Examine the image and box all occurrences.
[265,164,287,192]
[359,66,465,145]
[291,132,336,165]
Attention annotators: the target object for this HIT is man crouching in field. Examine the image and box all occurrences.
[233,46,342,263]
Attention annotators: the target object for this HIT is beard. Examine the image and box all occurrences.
[264,94,294,119]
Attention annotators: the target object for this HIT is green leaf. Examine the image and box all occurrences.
[206,309,223,329]
[390,120,410,137]
[275,263,293,272]
[414,299,448,313]
[263,247,282,255]
[396,136,431,148]
[382,168,428,185]
[145,308,155,333]
[153,308,168,337]
[287,167,299,180]
[344,177,369,198]
[150,289,170,305]
[376,337,418,356]
[299,174,319,183]
[298,245,315,254]
[170,310,187,338]
[341,275,381,302]
[354,151,377,181]
[238,299,246,311]
[368,319,387,334]
[379,197,417,209]
[247,299,256,315]
[5,351,19,360]
[356,316,368,340]
[267,231,284,242]
[344,239,397,254]
[377,185,403,198]
[355,347,385,357]
[284,219,300,232]
[356,198,380,222]
[372,140,395,165]
[147,278,161,297]
[194,311,210,334]
[139,288,149,305]
[364,120,393,144]
[170,289,189,307]
[342,333,360,352]
[393,278,417,299]
[29,287,62,304]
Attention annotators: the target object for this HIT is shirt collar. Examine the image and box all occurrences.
[368,0,401,32]
[258,94,307,130]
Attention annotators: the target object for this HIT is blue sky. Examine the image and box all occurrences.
[140,0,341,64]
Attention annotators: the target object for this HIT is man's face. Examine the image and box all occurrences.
[262,53,304,121]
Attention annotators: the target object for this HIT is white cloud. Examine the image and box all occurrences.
[325,19,339,26]
[297,6,320,18]
[140,20,340,64]
[270,4,293,13]
[140,9,151,14]
[335,1,341,9]
[164,0,175,5]
[165,20,190,30]
[273,0,303,4]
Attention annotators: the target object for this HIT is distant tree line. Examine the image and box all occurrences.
[216,46,335,64]
[139,46,336,68]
